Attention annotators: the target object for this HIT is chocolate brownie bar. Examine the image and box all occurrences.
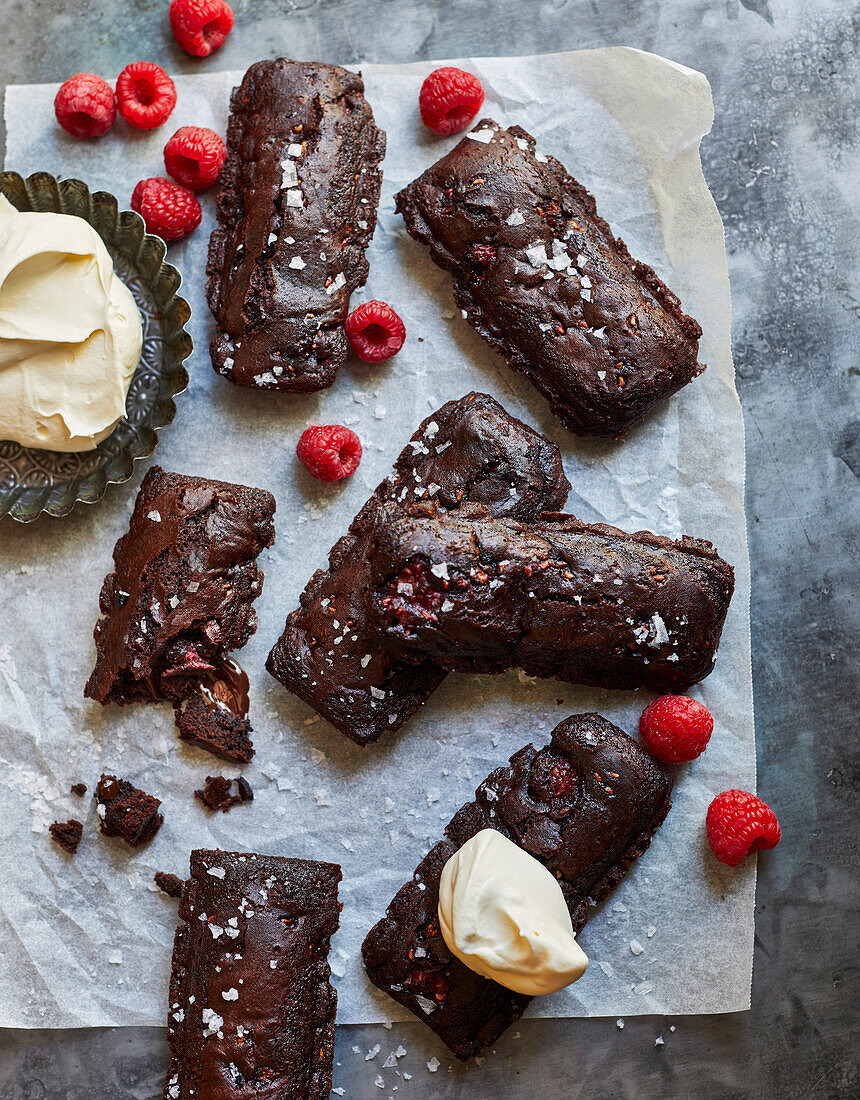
[369,503,734,693]
[163,850,341,1100]
[206,59,386,391]
[266,393,569,745]
[362,713,673,1059]
[96,774,163,847]
[395,120,704,437]
[49,819,83,855]
[85,467,275,757]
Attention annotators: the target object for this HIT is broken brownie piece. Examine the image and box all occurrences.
[369,503,734,693]
[84,466,275,759]
[49,819,83,855]
[96,774,163,848]
[70,783,87,797]
[175,688,254,764]
[395,119,704,436]
[266,392,569,746]
[362,713,672,1059]
[194,775,253,813]
[155,871,185,899]
[164,850,341,1099]
[206,59,386,391]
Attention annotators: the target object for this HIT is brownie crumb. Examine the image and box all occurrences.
[154,871,184,898]
[70,783,87,797]
[175,696,254,763]
[49,819,83,855]
[96,774,163,848]
[195,775,254,813]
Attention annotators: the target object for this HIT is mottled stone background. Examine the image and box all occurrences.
[0,0,857,1097]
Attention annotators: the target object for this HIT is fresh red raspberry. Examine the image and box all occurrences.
[131,178,202,241]
[164,126,227,190]
[116,62,177,130]
[53,74,116,139]
[706,790,781,867]
[170,0,235,57]
[419,67,485,135]
[296,425,362,482]
[344,300,406,363]
[639,695,714,763]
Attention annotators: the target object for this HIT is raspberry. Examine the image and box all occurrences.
[296,425,362,482]
[639,695,713,763]
[53,73,116,139]
[529,749,579,802]
[116,62,177,130]
[419,67,485,136]
[468,243,497,268]
[170,0,235,57]
[131,178,202,241]
[345,300,406,363]
[706,790,781,867]
[164,126,227,190]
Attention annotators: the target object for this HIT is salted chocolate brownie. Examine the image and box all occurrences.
[395,120,704,436]
[266,393,569,746]
[49,819,83,855]
[85,467,275,757]
[206,59,386,391]
[163,850,341,1100]
[96,774,163,847]
[369,503,734,693]
[362,713,673,1059]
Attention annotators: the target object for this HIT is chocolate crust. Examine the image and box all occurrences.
[266,392,570,746]
[369,503,734,693]
[206,59,386,391]
[164,850,341,1100]
[362,713,673,1060]
[84,466,274,713]
[395,119,704,436]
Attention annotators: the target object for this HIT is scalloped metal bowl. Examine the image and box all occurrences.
[0,171,192,522]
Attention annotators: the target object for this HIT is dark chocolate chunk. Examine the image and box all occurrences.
[164,850,341,1099]
[266,393,569,745]
[49,819,83,855]
[395,120,704,436]
[194,776,253,813]
[70,783,87,797]
[362,713,672,1059]
[155,872,185,899]
[206,59,386,392]
[96,774,163,848]
[369,503,734,693]
[84,466,275,760]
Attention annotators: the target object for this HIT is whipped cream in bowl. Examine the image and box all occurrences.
[0,172,191,522]
[0,193,142,452]
[438,828,589,996]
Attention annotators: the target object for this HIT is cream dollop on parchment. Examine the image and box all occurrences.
[438,829,589,996]
[0,194,142,452]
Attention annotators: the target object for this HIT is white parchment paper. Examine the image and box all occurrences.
[0,49,754,1028]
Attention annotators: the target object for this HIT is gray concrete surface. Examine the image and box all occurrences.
[0,1,857,1097]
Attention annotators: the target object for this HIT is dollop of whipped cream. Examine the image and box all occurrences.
[0,194,142,452]
[438,829,588,996]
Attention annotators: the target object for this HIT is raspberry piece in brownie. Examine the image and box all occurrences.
[50,819,83,855]
[96,775,163,848]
